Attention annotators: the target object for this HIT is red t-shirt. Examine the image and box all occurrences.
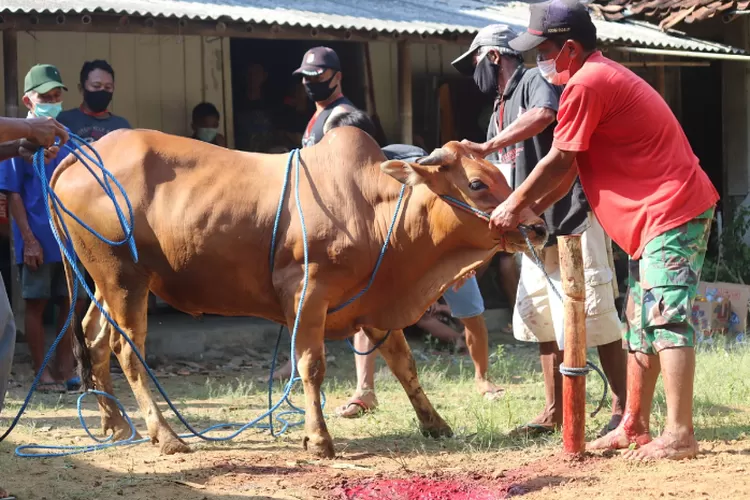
[553,52,719,259]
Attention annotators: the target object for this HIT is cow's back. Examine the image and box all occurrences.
[51,128,388,323]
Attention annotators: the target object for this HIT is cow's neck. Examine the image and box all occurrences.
[361,175,499,327]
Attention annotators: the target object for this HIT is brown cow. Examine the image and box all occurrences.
[51,126,547,458]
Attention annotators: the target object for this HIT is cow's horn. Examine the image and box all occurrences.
[416,147,454,166]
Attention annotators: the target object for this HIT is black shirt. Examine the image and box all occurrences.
[301,96,355,148]
[487,67,589,245]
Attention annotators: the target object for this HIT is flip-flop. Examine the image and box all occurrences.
[37,382,67,394]
[508,423,557,437]
[334,398,377,419]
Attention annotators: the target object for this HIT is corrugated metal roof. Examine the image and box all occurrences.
[0,0,744,54]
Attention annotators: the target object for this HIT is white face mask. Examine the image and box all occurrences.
[537,47,571,86]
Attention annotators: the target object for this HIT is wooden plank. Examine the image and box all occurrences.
[398,41,413,144]
[368,41,396,142]
[59,32,87,108]
[426,44,442,75]
[84,32,111,61]
[109,34,138,126]
[158,35,187,136]
[16,32,36,107]
[134,34,162,130]
[409,43,427,75]
[183,36,204,133]
[559,235,587,456]
[202,37,224,123]
[221,37,234,148]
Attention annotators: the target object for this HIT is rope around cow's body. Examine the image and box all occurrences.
[0,144,606,457]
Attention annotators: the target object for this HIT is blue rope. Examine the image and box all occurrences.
[3,143,315,457]
[2,140,406,458]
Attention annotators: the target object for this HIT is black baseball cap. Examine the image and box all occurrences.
[293,47,341,77]
[509,0,597,53]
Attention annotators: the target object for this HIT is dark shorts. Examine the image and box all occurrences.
[623,207,714,354]
[20,262,86,300]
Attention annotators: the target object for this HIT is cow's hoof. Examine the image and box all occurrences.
[303,435,335,459]
[160,437,191,455]
[421,420,453,439]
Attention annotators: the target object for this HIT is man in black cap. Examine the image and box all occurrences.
[293,46,359,148]
[492,0,719,461]
[452,23,626,438]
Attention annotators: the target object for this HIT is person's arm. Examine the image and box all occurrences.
[529,161,579,215]
[490,84,604,231]
[0,116,68,146]
[467,107,556,157]
[8,192,43,270]
[0,140,21,162]
[215,134,228,148]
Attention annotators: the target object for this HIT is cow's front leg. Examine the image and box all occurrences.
[363,328,453,438]
[289,306,334,458]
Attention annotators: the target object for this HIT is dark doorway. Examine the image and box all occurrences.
[229,38,365,152]
[680,61,724,196]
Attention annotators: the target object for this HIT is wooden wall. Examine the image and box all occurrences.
[1,32,234,147]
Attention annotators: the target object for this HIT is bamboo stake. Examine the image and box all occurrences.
[558,235,587,455]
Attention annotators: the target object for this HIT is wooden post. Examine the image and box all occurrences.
[2,29,24,331]
[558,235,587,455]
[398,40,413,145]
[655,55,666,97]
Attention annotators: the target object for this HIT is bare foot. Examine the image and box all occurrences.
[454,335,468,354]
[334,390,378,418]
[476,378,505,401]
[622,431,699,461]
[508,407,561,437]
[587,418,652,451]
[258,359,293,383]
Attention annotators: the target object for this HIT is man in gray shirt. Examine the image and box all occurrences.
[453,24,626,437]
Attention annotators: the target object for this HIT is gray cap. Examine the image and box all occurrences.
[451,24,522,75]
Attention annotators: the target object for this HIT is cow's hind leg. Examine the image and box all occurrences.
[83,293,142,441]
[287,305,334,458]
[363,328,453,438]
[105,282,189,454]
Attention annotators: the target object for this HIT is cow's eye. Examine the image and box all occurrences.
[469,180,488,191]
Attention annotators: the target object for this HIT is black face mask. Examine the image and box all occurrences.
[84,89,113,113]
[304,75,337,103]
[473,56,499,96]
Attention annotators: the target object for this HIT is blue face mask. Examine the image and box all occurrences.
[34,102,63,119]
[196,128,219,143]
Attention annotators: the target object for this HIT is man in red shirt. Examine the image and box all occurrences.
[494,0,719,460]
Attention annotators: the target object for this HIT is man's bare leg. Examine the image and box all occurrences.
[335,330,378,418]
[623,347,698,460]
[511,341,562,435]
[597,339,628,433]
[588,351,659,451]
[25,298,60,387]
[54,298,86,382]
[462,315,503,399]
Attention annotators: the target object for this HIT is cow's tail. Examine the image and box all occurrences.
[51,165,95,392]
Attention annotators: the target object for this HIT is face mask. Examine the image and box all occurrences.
[196,127,219,143]
[304,75,337,103]
[33,102,63,119]
[84,90,113,113]
[473,55,500,96]
[537,46,571,86]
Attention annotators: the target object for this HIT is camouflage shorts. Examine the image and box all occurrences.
[623,207,714,354]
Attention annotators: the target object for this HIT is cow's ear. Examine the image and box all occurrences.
[380,160,426,186]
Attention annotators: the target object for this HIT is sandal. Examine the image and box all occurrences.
[334,397,377,419]
[37,382,67,394]
[508,423,557,437]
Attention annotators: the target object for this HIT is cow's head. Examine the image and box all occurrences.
[380,141,548,253]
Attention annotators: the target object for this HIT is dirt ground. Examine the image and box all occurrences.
[1,323,749,500]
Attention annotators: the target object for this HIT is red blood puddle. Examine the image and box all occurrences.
[338,476,502,500]
[335,453,604,499]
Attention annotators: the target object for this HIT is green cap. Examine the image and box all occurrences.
[24,64,67,94]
